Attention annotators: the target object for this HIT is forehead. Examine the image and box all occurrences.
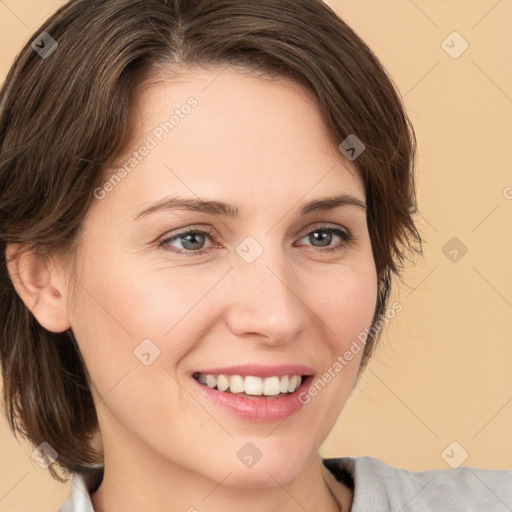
[96,66,365,218]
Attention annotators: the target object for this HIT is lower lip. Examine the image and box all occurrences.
[193,376,314,423]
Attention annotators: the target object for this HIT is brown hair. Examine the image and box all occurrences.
[0,0,423,481]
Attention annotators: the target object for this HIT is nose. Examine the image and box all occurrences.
[222,244,309,346]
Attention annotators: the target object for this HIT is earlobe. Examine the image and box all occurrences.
[5,243,71,333]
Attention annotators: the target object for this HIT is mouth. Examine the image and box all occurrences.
[192,372,310,399]
[190,364,315,422]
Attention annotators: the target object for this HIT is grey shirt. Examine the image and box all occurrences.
[58,456,512,511]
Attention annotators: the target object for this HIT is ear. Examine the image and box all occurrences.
[5,243,71,333]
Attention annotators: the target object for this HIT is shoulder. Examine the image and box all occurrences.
[323,455,512,511]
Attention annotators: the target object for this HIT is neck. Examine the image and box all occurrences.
[91,433,346,512]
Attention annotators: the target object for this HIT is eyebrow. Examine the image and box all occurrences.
[134,193,366,220]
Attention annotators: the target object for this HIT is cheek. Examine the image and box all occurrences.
[308,262,378,352]
[68,249,231,391]
[293,263,377,437]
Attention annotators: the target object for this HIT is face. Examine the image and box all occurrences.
[64,66,378,486]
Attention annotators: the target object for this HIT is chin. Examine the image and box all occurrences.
[202,442,314,488]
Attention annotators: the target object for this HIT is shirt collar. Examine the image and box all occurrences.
[58,465,104,512]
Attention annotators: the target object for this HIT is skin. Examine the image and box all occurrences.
[7,66,378,511]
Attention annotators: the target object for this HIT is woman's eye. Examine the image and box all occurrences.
[160,229,214,255]
[159,226,352,256]
[297,227,352,252]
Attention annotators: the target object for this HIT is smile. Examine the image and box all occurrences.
[191,367,315,422]
[193,372,303,397]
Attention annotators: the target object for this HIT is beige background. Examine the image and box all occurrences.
[1,0,511,510]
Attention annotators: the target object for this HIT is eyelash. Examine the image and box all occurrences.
[159,225,353,256]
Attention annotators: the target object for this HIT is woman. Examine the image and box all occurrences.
[0,0,510,511]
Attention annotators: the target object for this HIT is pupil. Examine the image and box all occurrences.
[312,230,331,247]
[183,233,204,250]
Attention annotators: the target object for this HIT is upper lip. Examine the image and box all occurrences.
[193,364,315,378]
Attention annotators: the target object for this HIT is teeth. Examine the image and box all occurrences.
[205,374,217,388]
[280,375,289,393]
[263,376,281,396]
[216,374,230,392]
[244,376,263,395]
[288,375,299,393]
[195,373,304,396]
[230,375,245,394]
